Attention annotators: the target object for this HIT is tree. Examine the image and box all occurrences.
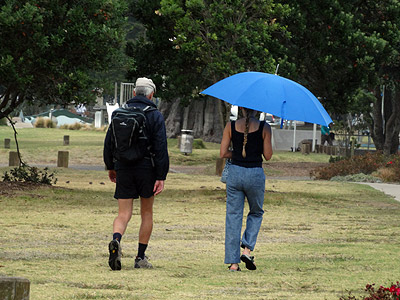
[354,0,400,155]
[127,0,290,142]
[280,0,400,154]
[0,0,129,120]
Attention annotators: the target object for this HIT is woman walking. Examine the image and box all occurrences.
[220,107,273,271]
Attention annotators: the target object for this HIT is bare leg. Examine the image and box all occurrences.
[139,196,154,244]
[242,247,251,256]
[113,198,133,235]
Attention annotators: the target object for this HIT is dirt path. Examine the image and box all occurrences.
[170,162,328,179]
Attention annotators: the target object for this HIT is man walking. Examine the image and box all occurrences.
[103,77,169,270]
[321,125,333,146]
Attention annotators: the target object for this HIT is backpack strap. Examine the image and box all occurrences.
[143,105,157,112]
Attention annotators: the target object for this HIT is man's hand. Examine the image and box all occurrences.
[108,170,116,183]
[153,180,165,196]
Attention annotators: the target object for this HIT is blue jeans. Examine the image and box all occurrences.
[225,164,265,264]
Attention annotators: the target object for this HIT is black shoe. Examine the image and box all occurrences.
[240,254,256,270]
[108,240,122,271]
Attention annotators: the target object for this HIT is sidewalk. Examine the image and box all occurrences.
[358,182,400,203]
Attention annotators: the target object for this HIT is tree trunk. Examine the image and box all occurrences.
[371,86,400,155]
[159,99,183,138]
[189,99,205,138]
[160,98,224,143]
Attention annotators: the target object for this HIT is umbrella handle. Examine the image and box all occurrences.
[280,100,286,129]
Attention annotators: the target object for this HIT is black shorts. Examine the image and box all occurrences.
[114,167,156,199]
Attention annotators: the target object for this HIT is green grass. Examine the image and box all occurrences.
[0,127,330,168]
[1,167,400,299]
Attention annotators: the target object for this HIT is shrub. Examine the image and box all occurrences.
[376,155,400,182]
[339,282,400,300]
[44,118,56,128]
[2,166,57,185]
[34,117,46,128]
[331,173,382,183]
[67,122,83,130]
[193,139,206,149]
[0,117,8,126]
[311,152,400,182]
[34,117,55,128]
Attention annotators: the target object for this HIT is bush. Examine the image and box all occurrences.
[67,122,83,130]
[2,166,57,185]
[44,118,56,128]
[331,173,382,183]
[34,117,46,128]
[0,117,8,126]
[34,117,56,128]
[339,282,400,300]
[193,139,206,149]
[311,152,400,182]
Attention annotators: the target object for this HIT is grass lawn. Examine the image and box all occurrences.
[0,127,330,169]
[1,166,400,299]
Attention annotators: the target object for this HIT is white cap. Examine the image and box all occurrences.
[135,77,156,93]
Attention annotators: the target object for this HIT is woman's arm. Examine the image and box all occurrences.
[220,122,233,158]
[262,123,273,161]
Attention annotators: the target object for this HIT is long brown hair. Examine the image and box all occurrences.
[242,108,254,158]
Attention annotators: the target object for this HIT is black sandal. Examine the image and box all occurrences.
[228,265,241,272]
[240,254,256,270]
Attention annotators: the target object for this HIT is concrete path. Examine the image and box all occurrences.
[358,182,400,202]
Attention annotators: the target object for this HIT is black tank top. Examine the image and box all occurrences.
[231,121,264,168]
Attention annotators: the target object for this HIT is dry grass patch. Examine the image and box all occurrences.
[1,169,400,299]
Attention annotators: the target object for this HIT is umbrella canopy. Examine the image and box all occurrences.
[201,71,332,126]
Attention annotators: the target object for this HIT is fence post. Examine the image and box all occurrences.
[9,151,20,166]
[4,138,10,149]
[57,151,69,168]
[63,135,70,146]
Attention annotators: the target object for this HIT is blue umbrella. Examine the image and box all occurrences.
[200,71,333,126]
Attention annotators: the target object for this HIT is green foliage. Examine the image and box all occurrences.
[331,173,382,183]
[0,0,129,119]
[192,139,206,149]
[128,0,290,102]
[312,152,400,182]
[281,0,400,113]
[2,166,57,185]
[329,155,345,163]
[0,117,7,126]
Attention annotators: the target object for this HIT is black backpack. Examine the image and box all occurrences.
[110,105,156,164]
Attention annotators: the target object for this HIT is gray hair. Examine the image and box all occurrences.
[135,86,154,97]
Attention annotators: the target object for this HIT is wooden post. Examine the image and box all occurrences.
[326,146,333,155]
[0,276,30,300]
[4,138,10,149]
[63,135,70,146]
[57,151,69,168]
[301,143,310,154]
[9,151,20,166]
[216,158,225,176]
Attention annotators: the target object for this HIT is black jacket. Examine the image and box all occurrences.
[103,95,169,180]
